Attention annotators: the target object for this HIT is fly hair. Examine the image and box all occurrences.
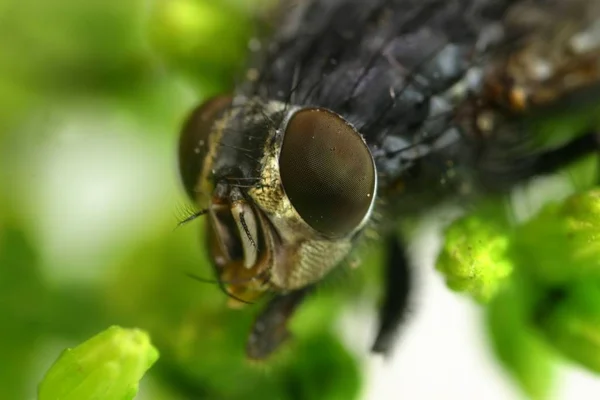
[174,203,208,230]
[336,0,446,110]
[361,42,451,143]
[217,141,263,164]
[185,271,264,287]
[374,110,457,160]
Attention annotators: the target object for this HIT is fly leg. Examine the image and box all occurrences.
[532,132,599,178]
[246,287,312,360]
[531,130,600,188]
[371,235,412,355]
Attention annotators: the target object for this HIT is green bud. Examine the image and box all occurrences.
[537,282,600,373]
[38,326,159,400]
[513,189,600,285]
[437,204,513,303]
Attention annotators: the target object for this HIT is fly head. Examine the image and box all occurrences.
[178,96,378,306]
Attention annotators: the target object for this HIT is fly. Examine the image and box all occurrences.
[177,0,600,360]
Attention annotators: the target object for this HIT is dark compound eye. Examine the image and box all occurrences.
[279,108,377,237]
[178,95,232,200]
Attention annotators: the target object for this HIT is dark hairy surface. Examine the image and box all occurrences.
[246,0,510,190]
[240,0,599,207]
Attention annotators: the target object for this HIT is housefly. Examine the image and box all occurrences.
[178,0,600,360]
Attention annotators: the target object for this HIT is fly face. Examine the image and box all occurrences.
[179,97,377,306]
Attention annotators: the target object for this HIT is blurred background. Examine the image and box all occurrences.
[1,0,600,399]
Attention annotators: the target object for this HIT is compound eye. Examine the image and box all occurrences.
[178,95,232,200]
[279,108,377,237]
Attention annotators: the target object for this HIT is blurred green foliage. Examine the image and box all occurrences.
[486,279,555,400]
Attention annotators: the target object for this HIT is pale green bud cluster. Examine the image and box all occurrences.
[436,203,514,303]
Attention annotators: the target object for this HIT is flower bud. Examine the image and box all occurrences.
[437,204,513,303]
[38,326,159,400]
